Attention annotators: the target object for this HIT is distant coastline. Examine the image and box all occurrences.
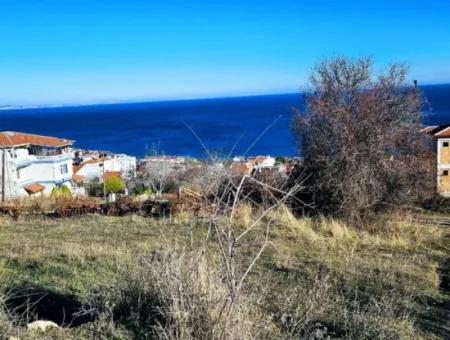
[0,91,300,112]
[0,84,449,158]
[1,82,449,112]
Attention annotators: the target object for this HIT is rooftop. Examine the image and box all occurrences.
[23,183,46,194]
[0,131,74,148]
[73,157,110,175]
[103,171,122,180]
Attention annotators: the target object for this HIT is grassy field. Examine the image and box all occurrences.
[0,210,449,339]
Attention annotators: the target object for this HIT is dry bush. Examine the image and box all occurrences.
[139,248,265,340]
[292,56,435,224]
[135,148,305,338]
[0,292,14,338]
[0,196,100,216]
[188,162,231,198]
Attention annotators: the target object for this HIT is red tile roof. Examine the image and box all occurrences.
[420,126,439,134]
[422,125,450,138]
[0,131,73,148]
[83,157,109,165]
[103,171,121,179]
[23,183,46,194]
[230,162,253,175]
[72,165,83,174]
[72,174,85,183]
[435,127,450,138]
[73,158,110,175]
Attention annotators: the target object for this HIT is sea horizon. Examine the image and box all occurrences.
[1,83,450,158]
[1,82,450,112]
[0,90,302,112]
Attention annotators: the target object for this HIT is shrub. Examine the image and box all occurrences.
[105,176,125,194]
[142,188,153,197]
[51,184,72,197]
[139,249,261,339]
[86,182,104,197]
[275,156,287,164]
[292,56,434,223]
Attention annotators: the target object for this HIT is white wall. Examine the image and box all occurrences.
[0,147,73,199]
[76,155,136,181]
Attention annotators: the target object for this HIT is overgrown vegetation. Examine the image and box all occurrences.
[0,208,448,339]
[0,56,448,339]
[292,57,435,223]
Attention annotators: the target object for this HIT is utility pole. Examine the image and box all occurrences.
[102,160,106,202]
[1,149,5,202]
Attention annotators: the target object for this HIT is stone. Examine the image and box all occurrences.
[27,320,59,332]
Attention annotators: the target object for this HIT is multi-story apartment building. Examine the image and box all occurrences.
[0,131,74,199]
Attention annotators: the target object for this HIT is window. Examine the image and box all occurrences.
[443,142,449,147]
[60,164,68,175]
[443,170,449,176]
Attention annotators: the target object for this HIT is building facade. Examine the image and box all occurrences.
[0,131,74,199]
[73,154,136,182]
[422,125,450,196]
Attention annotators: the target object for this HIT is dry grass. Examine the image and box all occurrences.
[0,196,100,214]
[0,209,448,339]
[260,209,450,339]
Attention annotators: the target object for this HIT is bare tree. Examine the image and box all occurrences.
[143,169,305,339]
[142,123,306,338]
[292,57,434,223]
[129,143,177,198]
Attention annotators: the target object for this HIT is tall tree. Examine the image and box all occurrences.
[293,57,434,222]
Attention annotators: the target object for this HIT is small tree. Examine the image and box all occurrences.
[292,57,434,222]
[275,156,287,164]
[51,184,72,198]
[104,176,125,194]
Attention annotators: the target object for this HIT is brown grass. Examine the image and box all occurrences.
[0,209,448,339]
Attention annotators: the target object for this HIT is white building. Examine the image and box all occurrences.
[0,131,74,198]
[248,155,276,169]
[74,154,136,182]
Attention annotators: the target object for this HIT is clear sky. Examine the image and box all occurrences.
[0,0,449,106]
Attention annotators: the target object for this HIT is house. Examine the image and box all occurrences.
[230,155,277,176]
[0,131,74,199]
[230,162,253,175]
[247,155,276,169]
[73,154,136,183]
[422,125,450,196]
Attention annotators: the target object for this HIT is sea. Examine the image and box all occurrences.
[0,84,449,158]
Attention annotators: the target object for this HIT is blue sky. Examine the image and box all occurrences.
[0,0,449,106]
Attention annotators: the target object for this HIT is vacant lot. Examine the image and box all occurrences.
[0,211,449,339]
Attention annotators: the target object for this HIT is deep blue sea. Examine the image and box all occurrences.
[1,84,449,158]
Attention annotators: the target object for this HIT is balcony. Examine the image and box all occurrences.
[35,153,71,163]
[15,152,71,168]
